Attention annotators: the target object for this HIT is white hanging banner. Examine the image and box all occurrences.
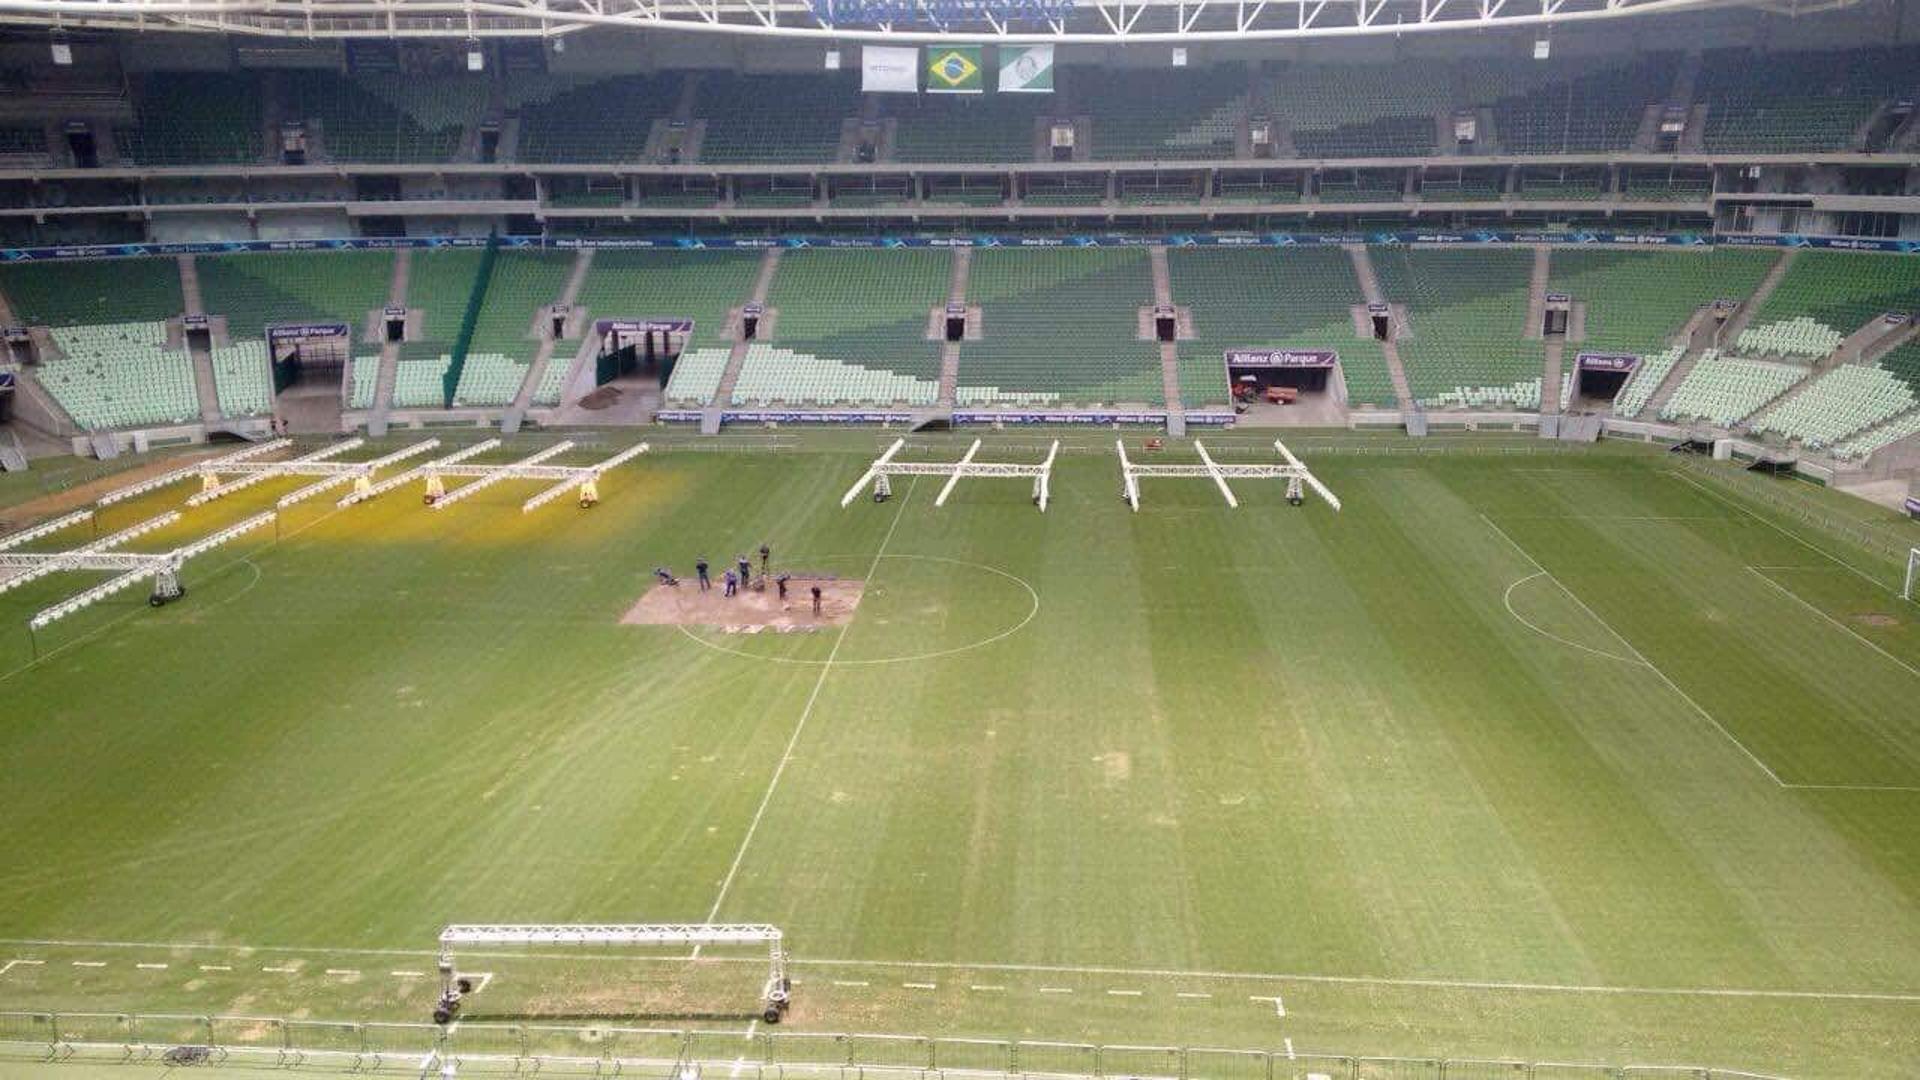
[862,46,919,93]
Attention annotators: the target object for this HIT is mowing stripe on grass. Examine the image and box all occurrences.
[1666,471,1893,593]
[1744,567,1920,683]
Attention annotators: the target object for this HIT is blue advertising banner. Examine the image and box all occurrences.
[1575,352,1640,373]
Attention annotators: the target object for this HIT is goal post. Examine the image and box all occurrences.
[432,923,791,1025]
[1905,548,1919,603]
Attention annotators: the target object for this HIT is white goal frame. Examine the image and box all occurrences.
[434,923,790,1023]
[1905,548,1919,603]
[1116,439,1341,512]
[841,438,1060,512]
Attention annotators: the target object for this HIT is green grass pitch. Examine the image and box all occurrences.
[0,431,1915,1079]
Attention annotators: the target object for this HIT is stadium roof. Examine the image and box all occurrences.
[0,0,1834,44]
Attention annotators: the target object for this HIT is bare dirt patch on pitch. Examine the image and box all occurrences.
[1850,612,1902,629]
[621,575,864,631]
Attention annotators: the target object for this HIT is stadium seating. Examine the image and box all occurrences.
[407,250,487,343]
[1753,361,1919,449]
[572,250,759,353]
[663,347,731,406]
[0,125,51,166]
[1428,372,1571,411]
[1370,247,1544,408]
[697,74,860,164]
[466,250,573,359]
[1488,56,1674,154]
[960,248,1162,406]
[348,354,381,409]
[197,251,395,339]
[1834,408,1920,460]
[531,353,577,406]
[452,353,530,406]
[1271,63,1442,158]
[0,258,184,326]
[1659,350,1804,425]
[37,322,201,429]
[1735,252,1920,360]
[1696,46,1920,153]
[730,345,938,407]
[285,71,467,164]
[1080,69,1242,161]
[114,73,261,165]
[517,75,676,163]
[209,340,273,417]
[751,250,946,404]
[1548,249,1775,358]
[1611,344,1683,418]
[1167,247,1395,408]
[391,354,453,408]
[891,97,1038,163]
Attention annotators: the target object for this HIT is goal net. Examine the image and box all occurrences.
[1905,548,1919,603]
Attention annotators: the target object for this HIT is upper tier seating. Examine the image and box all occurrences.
[1080,69,1242,161]
[197,251,395,339]
[698,74,861,164]
[210,340,272,417]
[1735,252,1920,360]
[285,71,468,164]
[1488,55,1675,154]
[114,73,261,165]
[1167,247,1395,408]
[1271,63,1444,158]
[517,76,677,163]
[1548,249,1775,357]
[890,97,1039,164]
[0,125,52,167]
[1697,46,1920,153]
[753,250,947,404]
[38,322,200,429]
[1370,247,1543,409]
[960,248,1161,406]
[1659,350,1804,425]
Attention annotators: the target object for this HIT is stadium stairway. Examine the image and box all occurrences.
[1717,250,1796,347]
[1346,245,1414,413]
[1148,246,1185,432]
[938,248,969,408]
[1528,248,1562,414]
[704,248,781,433]
[178,256,224,429]
[504,248,593,434]
[368,249,411,436]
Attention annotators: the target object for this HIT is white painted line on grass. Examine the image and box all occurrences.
[969,984,1004,992]
[1175,992,1212,1000]
[1107,989,1143,997]
[1284,1039,1295,1060]
[134,963,168,970]
[1038,987,1073,995]
[262,966,298,974]
[1746,567,1920,682]
[71,961,105,969]
[903,982,937,990]
[0,959,43,976]
[698,478,919,938]
[832,979,869,988]
[1667,471,1892,593]
[325,968,360,976]
[199,965,231,973]
[1250,995,1285,1016]
[1482,513,1788,789]
[391,970,426,978]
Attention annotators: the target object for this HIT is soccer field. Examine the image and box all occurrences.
[0,432,1916,1080]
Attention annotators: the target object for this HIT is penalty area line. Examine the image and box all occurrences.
[1744,567,1920,684]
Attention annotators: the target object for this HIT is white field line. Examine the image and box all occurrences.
[9,936,1920,1003]
[199,965,231,972]
[1175,991,1211,1000]
[1106,989,1142,997]
[1745,567,1920,683]
[1250,994,1285,1016]
[1481,513,1788,788]
[697,477,918,934]
[71,961,105,969]
[832,979,870,988]
[1284,1039,1296,1060]
[903,982,937,990]
[1501,570,1645,666]
[134,963,168,970]
[1666,471,1893,593]
[0,959,43,976]
[969,984,1004,992]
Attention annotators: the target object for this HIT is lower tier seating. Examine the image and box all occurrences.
[663,347,731,406]
[210,340,272,417]
[1611,345,1683,418]
[39,322,200,430]
[349,355,380,409]
[452,353,529,407]
[1659,352,1804,426]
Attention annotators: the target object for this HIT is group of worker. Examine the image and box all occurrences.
[655,543,823,615]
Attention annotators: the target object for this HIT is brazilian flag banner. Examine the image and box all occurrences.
[925,45,983,94]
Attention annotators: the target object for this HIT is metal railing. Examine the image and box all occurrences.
[0,1010,1794,1080]
[1668,455,1915,567]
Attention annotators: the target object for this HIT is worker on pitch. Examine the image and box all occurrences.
[811,584,823,617]
[736,553,752,589]
[723,568,739,598]
[696,556,711,592]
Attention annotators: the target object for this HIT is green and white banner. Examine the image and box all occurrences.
[998,45,1054,93]
[925,45,984,94]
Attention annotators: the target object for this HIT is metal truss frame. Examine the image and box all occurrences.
[183,438,445,509]
[1116,438,1340,511]
[0,0,1768,44]
[435,923,790,1022]
[0,508,276,629]
[841,437,1059,512]
[334,438,650,513]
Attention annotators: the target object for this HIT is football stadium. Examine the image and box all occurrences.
[0,0,1918,1075]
